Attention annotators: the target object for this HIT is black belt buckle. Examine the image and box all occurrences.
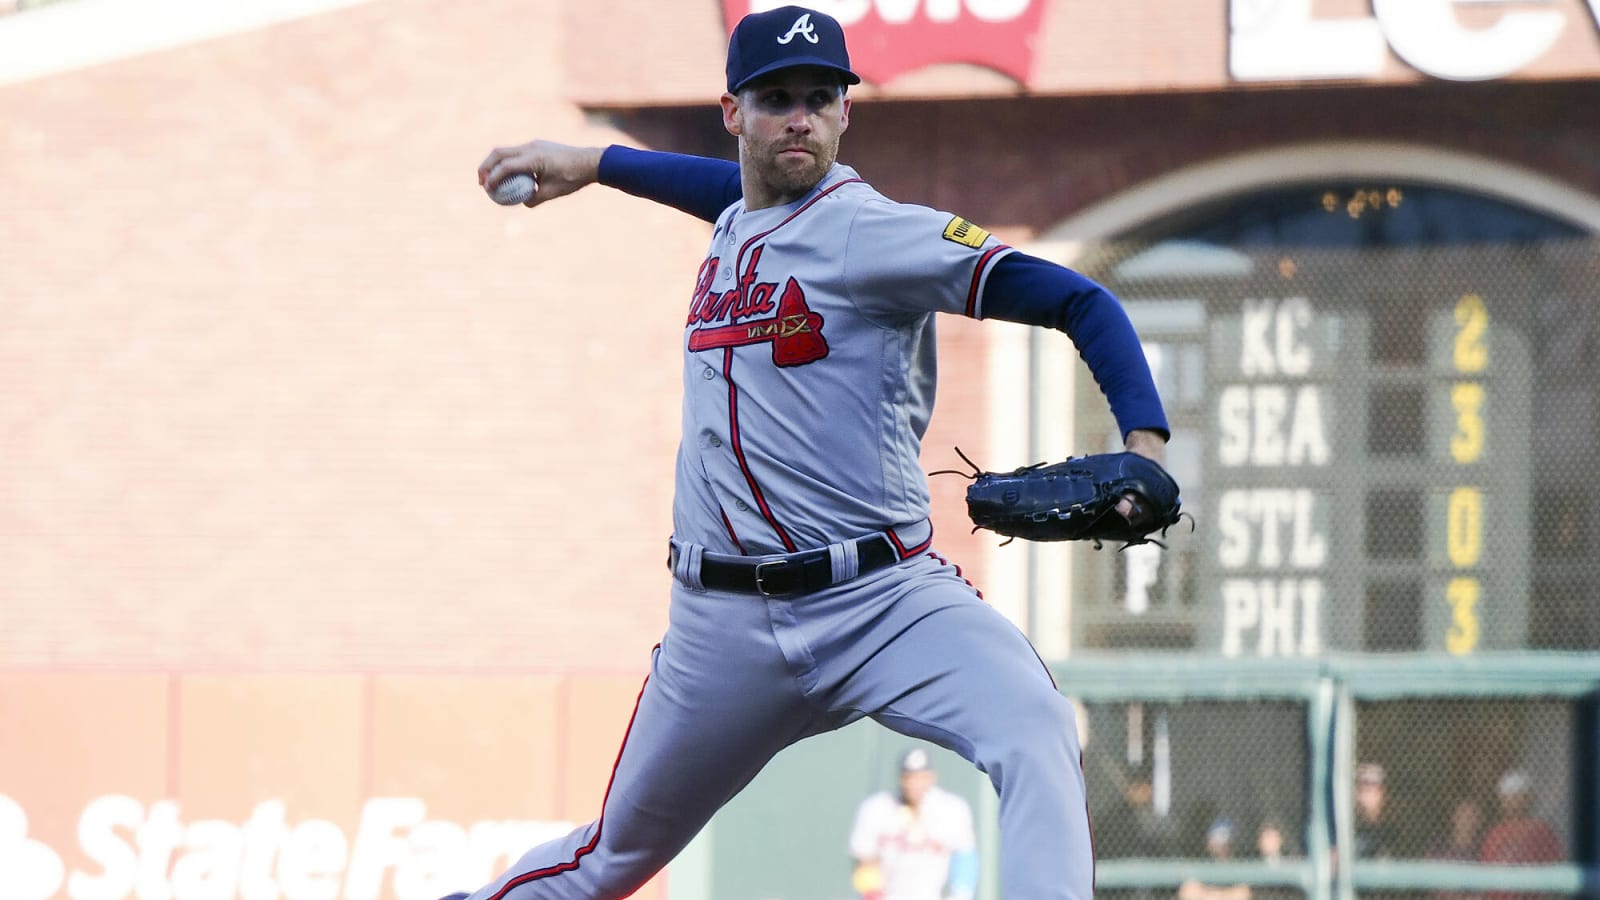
[753,557,792,596]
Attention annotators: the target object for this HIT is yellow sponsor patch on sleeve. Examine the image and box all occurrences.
[942,216,991,249]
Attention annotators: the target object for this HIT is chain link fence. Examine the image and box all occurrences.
[1085,698,1308,859]
[1054,231,1599,898]
[1063,656,1596,900]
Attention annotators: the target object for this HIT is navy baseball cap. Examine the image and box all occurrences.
[726,5,862,94]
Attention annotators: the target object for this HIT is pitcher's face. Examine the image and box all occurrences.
[723,68,850,207]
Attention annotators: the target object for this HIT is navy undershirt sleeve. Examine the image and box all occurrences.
[596,145,742,224]
[983,251,1171,441]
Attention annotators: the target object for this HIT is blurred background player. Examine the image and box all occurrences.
[849,748,979,900]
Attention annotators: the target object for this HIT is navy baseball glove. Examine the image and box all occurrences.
[940,449,1187,548]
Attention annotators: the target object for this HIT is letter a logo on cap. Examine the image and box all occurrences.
[777,12,819,44]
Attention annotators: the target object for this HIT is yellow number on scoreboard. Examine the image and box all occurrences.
[1447,487,1482,568]
[1453,294,1488,373]
[1446,577,1480,655]
[1450,382,1484,464]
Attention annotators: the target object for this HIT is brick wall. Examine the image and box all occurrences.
[0,0,708,673]
[2,8,692,884]
[618,80,1600,240]
[1010,81,1600,220]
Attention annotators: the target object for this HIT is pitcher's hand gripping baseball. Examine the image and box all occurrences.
[477,140,604,208]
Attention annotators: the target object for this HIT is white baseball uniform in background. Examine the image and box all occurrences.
[850,785,977,900]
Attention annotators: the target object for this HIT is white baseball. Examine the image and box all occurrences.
[490,173,537,206]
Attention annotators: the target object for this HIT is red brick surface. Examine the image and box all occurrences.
[830,83,1600,230]
[0,0,699,673]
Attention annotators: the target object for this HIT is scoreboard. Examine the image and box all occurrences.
[1206,293,1341,657]
[1068,242,1561,656]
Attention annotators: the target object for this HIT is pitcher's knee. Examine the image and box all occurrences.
[1021,683,1081,745]
[978,689,1082,779]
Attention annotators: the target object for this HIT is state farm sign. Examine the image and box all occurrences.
[0,794,571,900]
[723,0,1045,84]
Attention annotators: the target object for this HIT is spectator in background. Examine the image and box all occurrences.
[1178,818,1251,900]
[1249,819,1306,900]
[1096,763,1177,859]
[1479,770,1563,900]
[1256,819,1287,865]
[1479,770,1562,876]
[1426,797,1484,862]
[1205,818,1238,861]
[1426,797,1485,900]
[849,747,978,900]
[1354,762,1400,859]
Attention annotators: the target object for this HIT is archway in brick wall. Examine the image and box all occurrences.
[1033,141,1600,245]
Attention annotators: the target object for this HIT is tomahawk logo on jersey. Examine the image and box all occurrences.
[686,246,830,366]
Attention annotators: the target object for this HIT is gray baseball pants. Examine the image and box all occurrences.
[462,548,1093,900]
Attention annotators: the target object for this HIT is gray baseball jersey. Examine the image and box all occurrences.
[677,164,1008,555]
[458,164,1095,900]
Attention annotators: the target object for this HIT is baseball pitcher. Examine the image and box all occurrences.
[454,5,1177,898]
